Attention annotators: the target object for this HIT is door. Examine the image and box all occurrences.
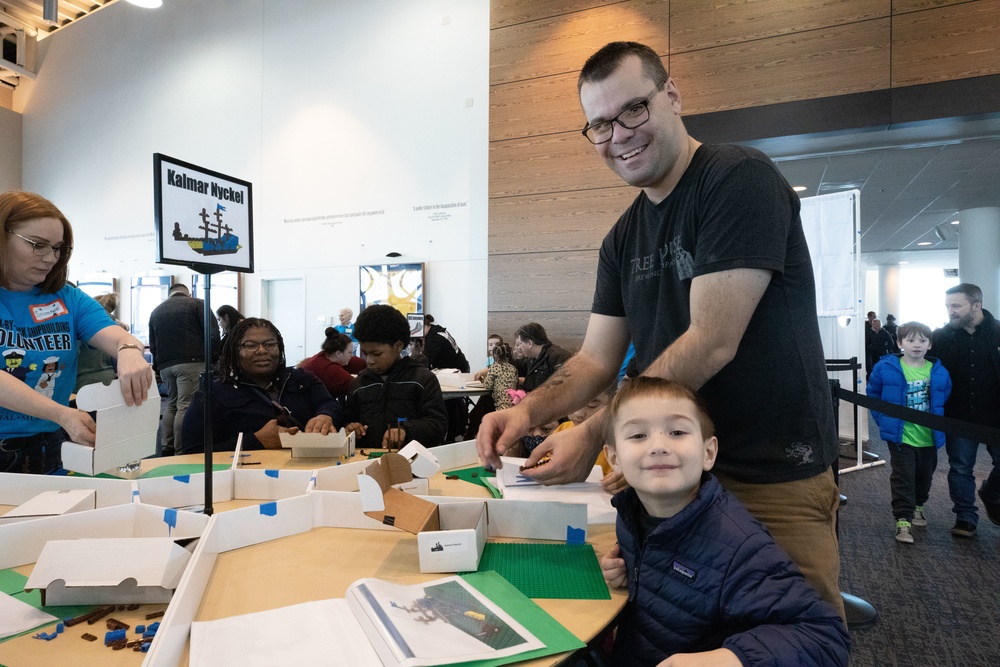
[262,278,306,366]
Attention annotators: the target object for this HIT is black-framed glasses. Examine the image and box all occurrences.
[581,84,665,145]
[6,230,73,259]
[239,340,279,352]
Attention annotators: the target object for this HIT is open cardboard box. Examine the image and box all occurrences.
[278,428,355,458]
[143,487,587,667]
[26,536,197,605]
[0,488,95,524]
[61,380,161,476]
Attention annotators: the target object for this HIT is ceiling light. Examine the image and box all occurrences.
[792,186,807,192]
[899,261,909,264]
[917,241,932,246]
[951,220,959,225]
[126,0,163,7]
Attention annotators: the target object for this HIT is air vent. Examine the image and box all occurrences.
[944,268,959,278]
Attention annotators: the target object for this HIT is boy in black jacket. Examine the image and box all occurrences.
[345,305,448,449]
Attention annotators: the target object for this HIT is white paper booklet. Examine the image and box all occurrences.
[191,575,544,667]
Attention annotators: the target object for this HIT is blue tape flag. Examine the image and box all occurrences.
[173,475,191,484]
[163,508,178,531]
[566,526,586,545]
[259,502,278,516]
[265,469,279,478]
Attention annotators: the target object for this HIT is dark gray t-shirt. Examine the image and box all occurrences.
[592,144,837,483]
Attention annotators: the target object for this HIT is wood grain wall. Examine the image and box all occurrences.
[488,0,1000,351]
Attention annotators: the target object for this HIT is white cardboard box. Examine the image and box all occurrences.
[279,429,354,458]
[0,488,96,524]
[61,380,161,476]
[26,536,196,605]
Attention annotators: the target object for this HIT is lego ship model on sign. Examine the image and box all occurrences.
[172,203,242,256]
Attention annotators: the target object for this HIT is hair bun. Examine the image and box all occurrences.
[324,326,336,337]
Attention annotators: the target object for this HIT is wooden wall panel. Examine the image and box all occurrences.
[487,310,591,352]
[489,187,636,255]
[490,0,616,30]
[490,0,670,85]
[490,132,619,198]
[891,0,974,14]
[490,72,582,142]
[892,1,1000,87]
[488,250,598,312]
[670,19,890,115]
[669,0,889,54]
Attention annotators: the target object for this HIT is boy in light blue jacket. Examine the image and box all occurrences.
[867,321,952,544]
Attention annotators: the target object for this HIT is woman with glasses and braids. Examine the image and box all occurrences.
[0,191,153,474]
[180,317,343,454]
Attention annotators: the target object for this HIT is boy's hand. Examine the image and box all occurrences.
[657,649,741,667]
[346,422,367,438]
[382,427,406,449]
[601,469,629,495]
[600,544,627,589]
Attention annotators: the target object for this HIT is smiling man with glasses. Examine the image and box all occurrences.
[478,41,845,623]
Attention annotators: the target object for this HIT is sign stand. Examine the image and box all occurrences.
[152,153,254,516]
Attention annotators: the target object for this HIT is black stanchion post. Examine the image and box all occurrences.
[194,265,222,516]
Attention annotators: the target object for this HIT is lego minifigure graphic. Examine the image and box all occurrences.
[34,355,64,399]
[3,348,35,383]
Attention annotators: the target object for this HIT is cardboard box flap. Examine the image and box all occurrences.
[2,489,95,519]
[25,537,194,592]
[397,441,440,478]
[358,454,439,534]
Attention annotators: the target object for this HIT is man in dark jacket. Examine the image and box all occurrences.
[345,305,448,449]
[866,318,895,380]
[148,284,220,456]
[932,283,1000,537]
[514,322,573,392]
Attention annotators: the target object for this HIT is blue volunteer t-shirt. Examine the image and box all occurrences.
[1,284,114,438]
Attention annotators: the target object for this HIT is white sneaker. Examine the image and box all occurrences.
[895,520,914,544]
[912,506,927,527]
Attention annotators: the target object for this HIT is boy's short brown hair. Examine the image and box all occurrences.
[604,377,715,446]
[896,321,932,341]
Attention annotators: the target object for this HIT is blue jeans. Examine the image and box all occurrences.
[0,429,66,474]
[946,435,1000,525]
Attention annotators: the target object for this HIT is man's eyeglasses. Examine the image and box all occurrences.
[239,340,279,352]
[6,230,72,259]
[581,84,665,145]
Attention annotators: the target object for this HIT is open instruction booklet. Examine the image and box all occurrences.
[190,571,582,667]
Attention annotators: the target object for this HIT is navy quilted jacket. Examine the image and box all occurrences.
[612,475,849,666]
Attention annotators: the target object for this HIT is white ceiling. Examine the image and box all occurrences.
[748,116,1000,261]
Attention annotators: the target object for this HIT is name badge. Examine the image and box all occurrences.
[31,299,68,323]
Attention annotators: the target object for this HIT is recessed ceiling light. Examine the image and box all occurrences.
[792,186,807,192]
[951,220,959,225]
[899,261,909,264]
[917,241,932,246]
[126,0,162,7]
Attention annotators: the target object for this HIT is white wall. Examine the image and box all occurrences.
[17,0,489,358]
[0,105,21,192]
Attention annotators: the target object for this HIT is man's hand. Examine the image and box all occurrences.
[517,423,602,485]
[600,544,627,589]
[602,469,629,495]
[116,349,153,407]
[657,649,741,667]
[476,406,532,470]
[346,422,367,439]
[58,407,97,447]
[304,414,333,434]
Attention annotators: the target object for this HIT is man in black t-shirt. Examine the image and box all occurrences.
[477,41,843,618]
